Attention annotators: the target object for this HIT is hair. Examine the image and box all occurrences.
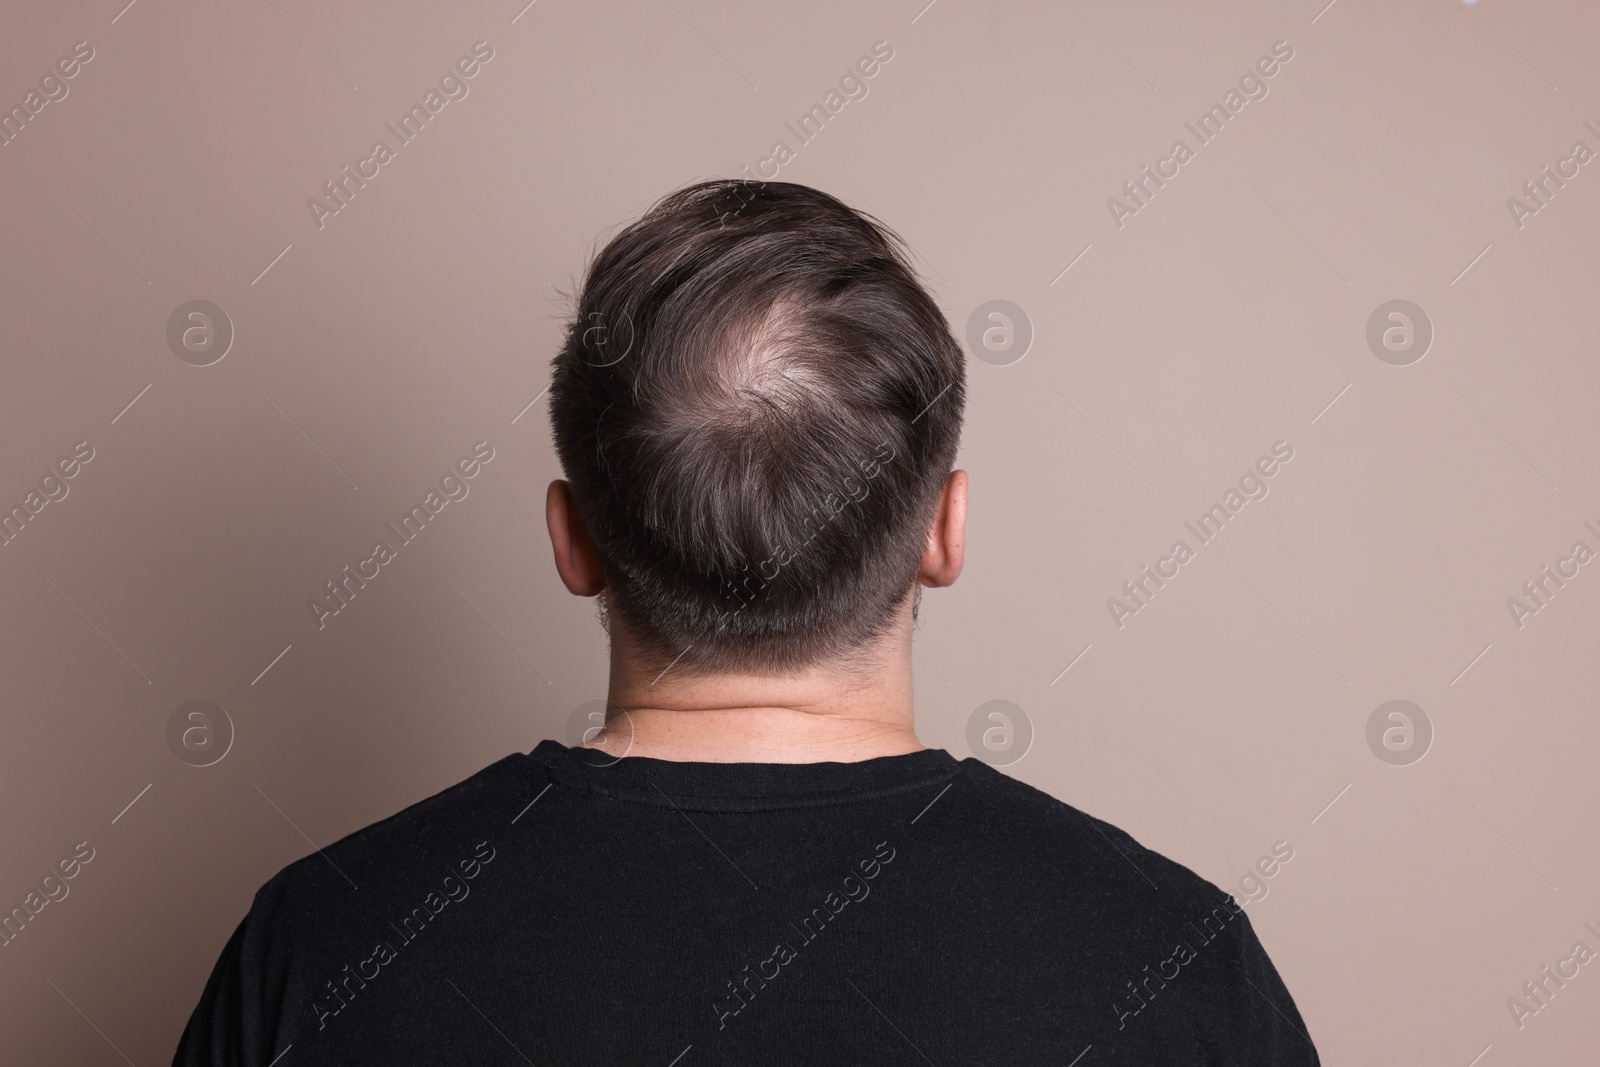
[548,179,965,675]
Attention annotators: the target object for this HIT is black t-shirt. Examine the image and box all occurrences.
[173,741,1319,1065]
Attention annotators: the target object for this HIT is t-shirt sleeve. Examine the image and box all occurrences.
[1211,909,1320,1065]
[172,913,251,1067]
[171,877,295,1067]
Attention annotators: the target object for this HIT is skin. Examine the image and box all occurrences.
[544,470,967,763]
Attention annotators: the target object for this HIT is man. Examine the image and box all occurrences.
[174,180,1319,1064]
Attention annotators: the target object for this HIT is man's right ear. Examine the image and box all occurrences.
[545,480,607,596]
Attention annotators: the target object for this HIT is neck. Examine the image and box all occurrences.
[582,601,923,763]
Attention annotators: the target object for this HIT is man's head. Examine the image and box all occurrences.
[547,179,966,677]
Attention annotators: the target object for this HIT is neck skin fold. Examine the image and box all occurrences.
[582,593,925,764]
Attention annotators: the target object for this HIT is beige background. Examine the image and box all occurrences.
[3,0,1598,1062]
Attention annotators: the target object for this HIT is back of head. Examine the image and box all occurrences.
[549,179,965,676]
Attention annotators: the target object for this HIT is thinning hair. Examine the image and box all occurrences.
[548,179,965,675]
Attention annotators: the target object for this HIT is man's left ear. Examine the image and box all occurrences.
[917,470,966,588]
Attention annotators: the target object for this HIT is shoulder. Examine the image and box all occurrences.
[944,757,1231,915]
[941,760,1318,1060]
[174,754,547,1063]
[249,751,543,926]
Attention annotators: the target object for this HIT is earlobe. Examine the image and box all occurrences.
[546,480,607,596]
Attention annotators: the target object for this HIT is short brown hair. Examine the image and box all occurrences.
[548,180,965,674]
